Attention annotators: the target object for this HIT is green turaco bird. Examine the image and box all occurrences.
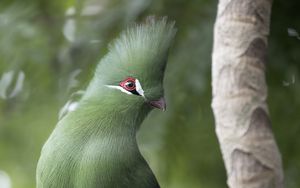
[36,17,176,188]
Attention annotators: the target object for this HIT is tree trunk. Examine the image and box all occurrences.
[211,0,284,187]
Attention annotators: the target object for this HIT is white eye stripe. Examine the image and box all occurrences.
[135,79,145,97]
[105,78,145,97]
[105,85,133,95]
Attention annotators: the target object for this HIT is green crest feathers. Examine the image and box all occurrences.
[95,17,177,83]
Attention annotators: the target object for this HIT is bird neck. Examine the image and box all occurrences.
[40,92,155,187]
[62,95,150,141]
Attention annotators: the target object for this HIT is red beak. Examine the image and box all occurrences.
[148,97,166,111]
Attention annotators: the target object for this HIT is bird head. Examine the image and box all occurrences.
[84,17,176,113]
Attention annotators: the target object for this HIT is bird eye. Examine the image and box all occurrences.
[125,81,135,89]
[120,77,136,91]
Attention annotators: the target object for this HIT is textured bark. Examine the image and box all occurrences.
[211,0,284,187]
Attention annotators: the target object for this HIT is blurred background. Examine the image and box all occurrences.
[0,0,299,187]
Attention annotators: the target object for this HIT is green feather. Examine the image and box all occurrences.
[36,17,176,188]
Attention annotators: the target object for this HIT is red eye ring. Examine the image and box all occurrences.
[120,77,136,91]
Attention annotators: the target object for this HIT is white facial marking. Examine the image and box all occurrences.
[68,102,79,111]
[135,79,145,97]
[105,85,133,95]
[105,78,145,97]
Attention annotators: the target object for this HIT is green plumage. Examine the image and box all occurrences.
[36,17,176,188]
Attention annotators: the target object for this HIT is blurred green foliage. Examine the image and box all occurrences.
[0,0,299,187]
